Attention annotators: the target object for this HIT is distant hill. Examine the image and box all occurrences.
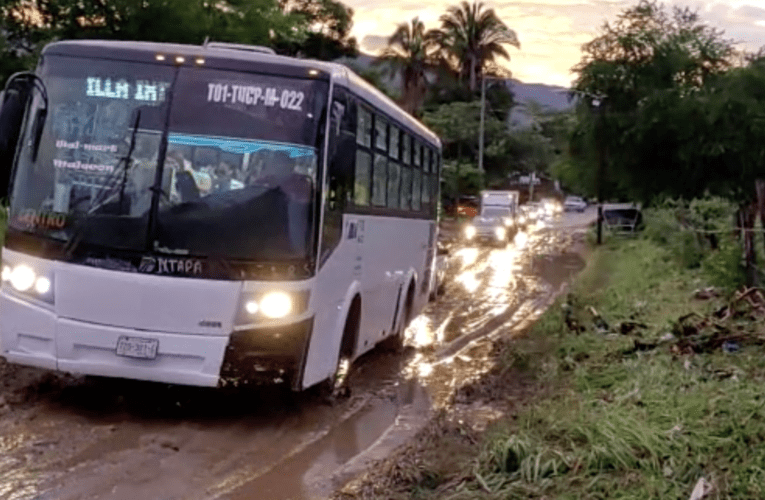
[504,80,576,129]
[335,52,576,126]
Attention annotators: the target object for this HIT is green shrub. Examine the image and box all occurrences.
[702,234,746,292]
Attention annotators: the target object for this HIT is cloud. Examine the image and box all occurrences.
[736,5,765,20]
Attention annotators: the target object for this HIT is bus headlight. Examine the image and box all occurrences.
[237,289,310,325]
[2,264,55,304]
[495,227,507,240]
[464,225,476,240]
[10,265,35,292]
[244,300,259,315]
[35,277,51,294]
[260,292,293,319]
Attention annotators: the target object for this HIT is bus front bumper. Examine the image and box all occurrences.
[0,292,312,389]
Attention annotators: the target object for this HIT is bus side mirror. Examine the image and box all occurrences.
[0,87,29,155]
[0,80,33,196]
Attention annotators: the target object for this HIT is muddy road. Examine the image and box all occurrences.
[0,209,595,500]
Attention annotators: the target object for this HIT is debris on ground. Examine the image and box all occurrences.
[693,287,720,300]
[618,320,647,335]
[668,287,765,355]
[688,477,713,500]
[589,306,610,333]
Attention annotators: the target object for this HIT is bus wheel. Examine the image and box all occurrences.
[315,298,359,402]
[382,284,413,353]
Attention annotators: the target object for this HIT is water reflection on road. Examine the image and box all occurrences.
[0,213,591,500]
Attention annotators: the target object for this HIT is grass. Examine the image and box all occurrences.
[337,232,765,500]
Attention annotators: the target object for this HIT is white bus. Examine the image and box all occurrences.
[0,40,442,392]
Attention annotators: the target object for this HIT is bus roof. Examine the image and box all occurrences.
[42,40,440,147]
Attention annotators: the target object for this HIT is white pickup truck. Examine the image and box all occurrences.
[463,190,519,247]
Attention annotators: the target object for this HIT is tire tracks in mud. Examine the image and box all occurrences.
[0,217,590,500]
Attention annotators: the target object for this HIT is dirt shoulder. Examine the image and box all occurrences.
[335,232,765,500]
[333,231,595,500]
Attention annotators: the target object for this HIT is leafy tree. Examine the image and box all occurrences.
[376,17,439,115]
[573,0,734,112]
[0,0,349,86]
[433,1,519,92]
[344,61,399,100]
[569,0,739,204]
[1,0,294,46]
[275,0,358,59]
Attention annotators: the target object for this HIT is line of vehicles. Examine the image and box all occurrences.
[461,190,563,246]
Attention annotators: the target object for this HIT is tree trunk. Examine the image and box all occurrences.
[742,203,758,287]
[468,54,477,92]
[757,179,765,255]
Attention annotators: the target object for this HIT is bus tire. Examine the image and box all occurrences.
[315,296,359,402]
[382,283,413,353]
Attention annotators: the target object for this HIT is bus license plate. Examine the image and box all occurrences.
[116,336,159,360]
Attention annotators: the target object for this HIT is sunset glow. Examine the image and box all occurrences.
[345,0,765,87]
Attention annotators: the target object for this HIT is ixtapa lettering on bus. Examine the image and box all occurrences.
[15,209,67,230]
[56,140,118,153]
[53,159,115,173]
[139,256,203,275]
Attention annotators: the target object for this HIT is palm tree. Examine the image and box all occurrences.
[435,1,520,92]
[378,17,439,114]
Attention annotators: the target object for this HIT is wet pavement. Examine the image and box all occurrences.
[0,208,595,500]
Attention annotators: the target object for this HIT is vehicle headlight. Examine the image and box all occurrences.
[35,277,51,294]
[260,291,293,319]
[245,300,259,315]
[2,263,55,304]
[10,265,35,292]
[495,227,506,240]
[236,289,310,324]
[464,225,476,239]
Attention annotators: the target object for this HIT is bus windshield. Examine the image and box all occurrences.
[8,55,327,262]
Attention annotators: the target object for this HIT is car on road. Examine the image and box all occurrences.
[564,196,588,212]
[463,206,515,247]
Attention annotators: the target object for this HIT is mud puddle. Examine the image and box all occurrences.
[0,213,591,500]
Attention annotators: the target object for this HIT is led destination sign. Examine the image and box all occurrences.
[86,77,169,102]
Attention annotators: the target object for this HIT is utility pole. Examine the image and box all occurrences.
[478,76,487,173]
[593,97,606,245]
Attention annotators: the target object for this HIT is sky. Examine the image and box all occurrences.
[342,0,765,88]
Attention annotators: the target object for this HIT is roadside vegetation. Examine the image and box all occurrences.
[337,201,765,499]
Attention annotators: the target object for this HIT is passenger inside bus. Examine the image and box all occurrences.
[154,147,315,258]
[248,150,313,251]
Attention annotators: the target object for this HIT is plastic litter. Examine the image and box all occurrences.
[688,477,712,500]
[722,340,740,353]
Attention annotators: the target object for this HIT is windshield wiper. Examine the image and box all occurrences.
[63,110,142,257]
[85,109,142,215]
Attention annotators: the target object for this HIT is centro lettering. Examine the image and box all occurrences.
[16,209,66,229]
[157,258,202,275]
